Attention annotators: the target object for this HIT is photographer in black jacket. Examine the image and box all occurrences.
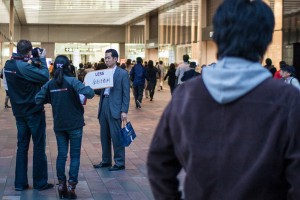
[4,40,53,191]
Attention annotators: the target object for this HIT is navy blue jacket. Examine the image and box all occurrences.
[130,64,147,86]
[4,53,49,117]
[35,76,95,131]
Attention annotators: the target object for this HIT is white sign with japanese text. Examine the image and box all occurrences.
[84,69,114,89]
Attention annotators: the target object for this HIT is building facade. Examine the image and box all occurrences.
[0,0,299,76]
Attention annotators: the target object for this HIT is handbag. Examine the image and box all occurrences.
[119,121,136,147]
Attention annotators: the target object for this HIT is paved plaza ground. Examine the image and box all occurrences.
[0,86,184,200]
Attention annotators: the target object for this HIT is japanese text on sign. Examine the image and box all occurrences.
[84,69,114,89]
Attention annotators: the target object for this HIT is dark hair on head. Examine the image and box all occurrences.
[120,63,126,70]
[136,57,143,64]
[279,60,286,69]
[105,49,119,59]
[148,60,154,68]
[265,58,272,65]
[169,63,176,71]
[213,0,275,62]
[126,59,131,66]
[159,61,163,65]
[53,55,71,86]
[94,63,101,70]
[101,58,105,62]
[79,63,84,68]
[17,40,32,55]
[183,54,189,62]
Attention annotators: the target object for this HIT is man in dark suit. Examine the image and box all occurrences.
[181,61,200,82]
[69,60,76,77]
[93,49,130,171]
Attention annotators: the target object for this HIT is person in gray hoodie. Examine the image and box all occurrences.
[147,0,300,199]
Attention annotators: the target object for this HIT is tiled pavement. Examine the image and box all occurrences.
[0,86,182,200]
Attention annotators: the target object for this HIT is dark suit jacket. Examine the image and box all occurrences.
[147,76,300,200]
[97,67,130,119]
[70,64,76,77]
[181,69,200,82]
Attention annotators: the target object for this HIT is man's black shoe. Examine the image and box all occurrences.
[108,165,125,171]
[15,184,29,191]
[36,183,54,191]
[93,162,112,168]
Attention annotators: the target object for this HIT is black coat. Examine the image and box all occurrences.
[164,68,176,86]
[70,64,76,77]
[147,67,158,84]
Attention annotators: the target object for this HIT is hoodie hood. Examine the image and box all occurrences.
[202,57,271,104]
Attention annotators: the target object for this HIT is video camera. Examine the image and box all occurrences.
[31,47,44,68]
[31,47,44,58]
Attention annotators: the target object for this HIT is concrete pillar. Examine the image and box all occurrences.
[264,0,283,69]
[198,0,206,65]
[119,42,125,61]
[41,42,55,59]
[145,16,150,61]
[9,0,14,55]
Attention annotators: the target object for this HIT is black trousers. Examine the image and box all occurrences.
[148,82,156,99]
[133,85,144,105]
[170,84,175,95]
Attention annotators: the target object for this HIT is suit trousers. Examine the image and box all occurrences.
[99,97,125,166]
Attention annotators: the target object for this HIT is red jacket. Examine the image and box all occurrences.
[147,76,300,200]
[274,70,282,79]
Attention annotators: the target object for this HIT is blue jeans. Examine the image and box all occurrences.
[55,128,83,183]
[15,111,48,189]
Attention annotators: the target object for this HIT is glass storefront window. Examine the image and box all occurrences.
[125,20,146,61]
[55,43,119,67]
[158,0,199,66]
[125,44,145,61]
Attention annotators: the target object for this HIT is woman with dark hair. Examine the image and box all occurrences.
[146,60,158,101]
[35,55,94,199]
[164,63,176,95]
